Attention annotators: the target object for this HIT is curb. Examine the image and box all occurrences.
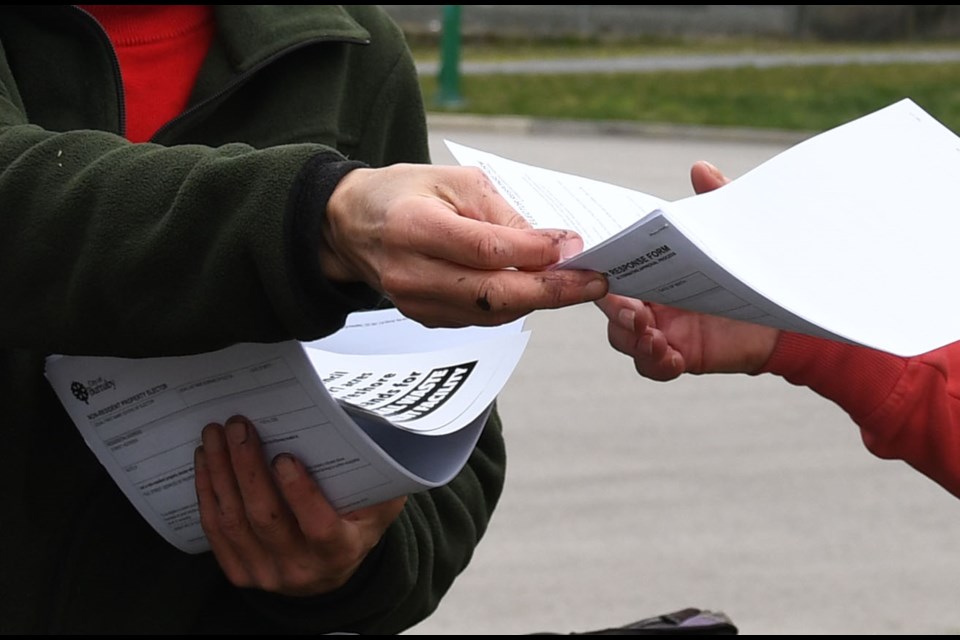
[426,112,814,146]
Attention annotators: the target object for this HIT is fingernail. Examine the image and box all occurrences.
[273,454,298,482]
[702,161,728,183]
[226,418,248,445]
[560,237,583,261]
[585,277,607,300]
[617,308,635,331]
[201,423,224,453]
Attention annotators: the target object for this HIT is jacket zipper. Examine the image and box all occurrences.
[70,5,127,137]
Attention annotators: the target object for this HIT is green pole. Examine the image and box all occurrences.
[436,5,464,108]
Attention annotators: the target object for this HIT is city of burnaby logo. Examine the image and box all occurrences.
[69,376,116,405]
[71,381,89,404]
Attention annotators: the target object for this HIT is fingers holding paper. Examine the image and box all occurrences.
[597,294,779,379]
[322,164,607,328]
[596,160,777,380]
[195,416,405,596]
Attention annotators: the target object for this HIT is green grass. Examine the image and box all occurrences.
[414,38,960,133]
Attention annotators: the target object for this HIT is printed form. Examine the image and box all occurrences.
[448,141,849,343]
[45,309,528,553]
[448,98,960,357]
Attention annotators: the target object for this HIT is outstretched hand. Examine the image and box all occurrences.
[322,163,608,328]
[195,416,405,596]
[595,161,779,380]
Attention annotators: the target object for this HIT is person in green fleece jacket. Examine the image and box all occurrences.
[0,5,607,635]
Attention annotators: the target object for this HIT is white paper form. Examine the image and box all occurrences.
[44,309,528,553]
[660,98,960,357]
[446,140,668,251]
[307,306,527,355]
[448,99,960,357]
[306,332,530,435]
[448,141,847,343]
[306,309,529,434]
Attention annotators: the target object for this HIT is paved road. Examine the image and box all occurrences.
[402,126,960,635]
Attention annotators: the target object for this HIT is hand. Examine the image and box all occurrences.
[595,161,779,381]
[322,163,608,327]
[194,416,406,596]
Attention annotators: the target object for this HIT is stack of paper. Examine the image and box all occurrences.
[45,309,529,553]
[449,98,960,357]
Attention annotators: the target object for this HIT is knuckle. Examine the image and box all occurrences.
[392,300,437,327]
[539,234,562,264]
[304,526,339,548]
[278,564,322,595]
[252,568,282,593]
[474,230,505,263]
[452,165,491,197]
[378,269,404,294]
[216,510,249,538]
[537,272,569,308]
[464,165,488,183]
[473,276,508,313]
[223,568,255,590]
[246,506,284,535]
[197,509,218,535]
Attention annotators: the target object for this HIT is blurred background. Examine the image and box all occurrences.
[377,6,960,636]
[384,4,960,134]
[388,5,960,42]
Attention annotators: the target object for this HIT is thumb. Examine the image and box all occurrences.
[690,161,730,195]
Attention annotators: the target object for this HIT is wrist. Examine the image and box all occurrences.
[321,167,375,283]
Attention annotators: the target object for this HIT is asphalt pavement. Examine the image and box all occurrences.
[400,121,960,636]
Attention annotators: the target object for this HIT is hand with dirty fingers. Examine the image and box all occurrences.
[195,416,406,596]
[324,163,609,327]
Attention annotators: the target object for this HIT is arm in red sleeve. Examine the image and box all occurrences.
[760,332,960,499]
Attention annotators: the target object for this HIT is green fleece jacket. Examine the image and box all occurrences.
[0,5,506,634]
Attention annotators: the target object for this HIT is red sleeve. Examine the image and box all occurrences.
[759,332,960,499]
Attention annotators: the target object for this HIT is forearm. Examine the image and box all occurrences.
[0,122,379,355]
[761,332,960,499]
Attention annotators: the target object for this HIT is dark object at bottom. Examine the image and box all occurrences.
[532,607,739,635]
